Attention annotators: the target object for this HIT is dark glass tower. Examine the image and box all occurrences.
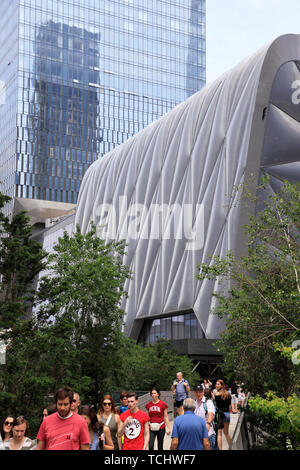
[30,20,101,205]
[0,0,206,221]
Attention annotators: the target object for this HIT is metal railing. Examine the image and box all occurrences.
[113,390,174,421]
[138,391,174,421]
[229,394,251,450]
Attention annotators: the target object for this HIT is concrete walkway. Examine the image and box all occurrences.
[221,412,239,450]
[154,412,239,450]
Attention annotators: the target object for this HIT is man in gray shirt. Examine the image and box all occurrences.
[171,371,190,416]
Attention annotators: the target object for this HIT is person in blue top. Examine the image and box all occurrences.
[171,371,190,416]
[170,398,210,451]
[116,391,129,415]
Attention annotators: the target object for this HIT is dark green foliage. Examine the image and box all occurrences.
[35,224,132,408]
[0,192,48,432]
[0,194,47,328]
[107,337,199,393]
[246,393,300,450]
[197,179,300,449]
[197,180,300,398]
[0,201,201,436]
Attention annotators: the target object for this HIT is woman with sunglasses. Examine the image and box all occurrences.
[3,416,35,450]
[0,416,14,449]
[97,395,122,450]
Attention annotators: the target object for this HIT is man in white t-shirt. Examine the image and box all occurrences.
[194,385,216,450]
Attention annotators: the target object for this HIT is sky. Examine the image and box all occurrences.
[206,0,300,83]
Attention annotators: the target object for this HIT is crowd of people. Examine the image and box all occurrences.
[0,376,245,451]
[171,373,246,451]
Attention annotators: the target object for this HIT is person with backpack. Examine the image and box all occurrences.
[194,385,217,450]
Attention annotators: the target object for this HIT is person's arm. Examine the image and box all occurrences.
[103,425,114,450]
[171,381,177,393]
[80,443,90,450]
[80,418,91,450]
[35,422,46,450]
[228,395,232,412]
[143,421,150,450]
[206,400,215,432]
[118,415,131,438]
[164,408,171,435]
[170,437,178,450]
[115,414,123,450]
[184,380,190,393]
[35,440,46,450]
[206,411,215,433]
[203,437,211,450]
[170,419,178,450]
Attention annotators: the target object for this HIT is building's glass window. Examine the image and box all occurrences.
[139,312,205,345]
[0,0,206,211]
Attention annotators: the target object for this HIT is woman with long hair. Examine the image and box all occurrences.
[0,416,14,449]
[79,405,113,450]
[3,416,35,450]
[214,379,232,450]
[97,395,122,450]
[146,387,171,451]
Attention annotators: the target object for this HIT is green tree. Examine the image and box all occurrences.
[36,224,132,407]
[0,193,47,328]
[0,191,48,432]
[0,315,93,435]
[107,337,199,393]
[196,179,300,398]
[247,392,300,450]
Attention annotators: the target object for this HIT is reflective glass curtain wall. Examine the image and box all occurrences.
[139,312,205,345]
[1,0,206,208]
[0,0,19,216]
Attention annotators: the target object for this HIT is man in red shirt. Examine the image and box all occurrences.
[119,392,150,450]
[36,386,90,450]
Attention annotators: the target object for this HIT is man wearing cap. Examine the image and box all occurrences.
[171,372,190,416]
[194,385,217,450]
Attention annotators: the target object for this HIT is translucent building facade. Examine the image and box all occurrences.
[75,35,300,353]
[0,0,206,220]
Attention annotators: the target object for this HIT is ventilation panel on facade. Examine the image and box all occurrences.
[262,104,300,167]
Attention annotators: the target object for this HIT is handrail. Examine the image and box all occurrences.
[137,391,174,420]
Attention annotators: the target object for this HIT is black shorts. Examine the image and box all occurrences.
[174,400,184,408]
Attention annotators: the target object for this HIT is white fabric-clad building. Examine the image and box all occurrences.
[75,35,300,358]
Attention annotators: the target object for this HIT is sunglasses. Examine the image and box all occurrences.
[72,399,77,403]
[4,421,14,426]
[103,402,112,406]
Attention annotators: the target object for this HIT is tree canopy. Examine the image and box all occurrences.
[0,193,47,328]
[197,179,300,398]
[0,211,199,435]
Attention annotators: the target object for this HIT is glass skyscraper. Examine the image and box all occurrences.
[0,0,206,220]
